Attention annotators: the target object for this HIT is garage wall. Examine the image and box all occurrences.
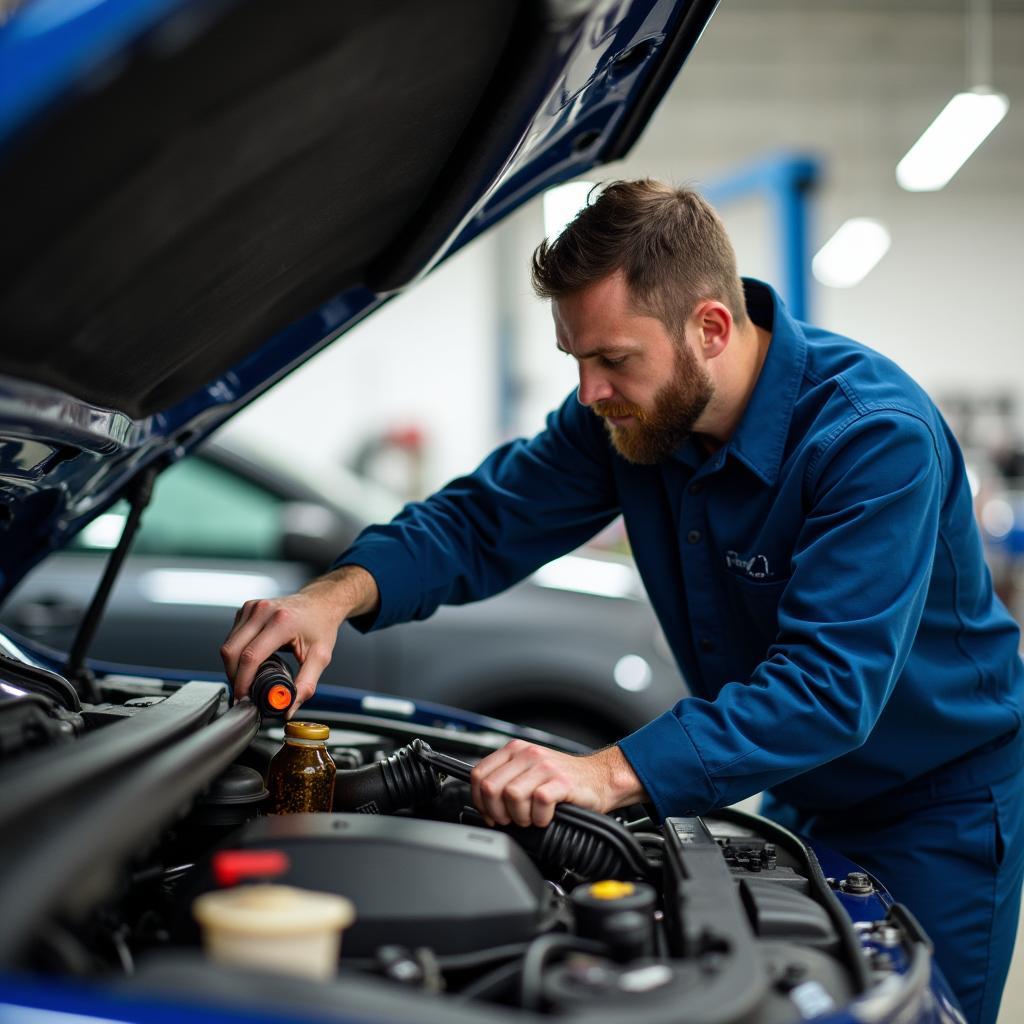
[225,228,503,494]
[231,0,1024,491]
[511,0,1024,441]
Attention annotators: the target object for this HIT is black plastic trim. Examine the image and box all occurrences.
[660,817,770,1023]
[707,807,873,994]
[0,680,224,832]
[0,696,258,964]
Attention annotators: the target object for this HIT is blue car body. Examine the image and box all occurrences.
[0,0,713,597]
[0,1,964,1021]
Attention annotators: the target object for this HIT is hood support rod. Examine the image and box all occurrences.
[65,464,160,702]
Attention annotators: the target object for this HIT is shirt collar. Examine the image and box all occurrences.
[722,278,807,486]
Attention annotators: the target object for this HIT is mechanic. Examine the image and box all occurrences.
[223,180,1024,1024]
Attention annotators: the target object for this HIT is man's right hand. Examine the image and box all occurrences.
[221,564,380,713]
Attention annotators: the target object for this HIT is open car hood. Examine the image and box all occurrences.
[0,0,717,596]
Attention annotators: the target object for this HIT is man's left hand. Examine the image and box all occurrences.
[470,740,647,828]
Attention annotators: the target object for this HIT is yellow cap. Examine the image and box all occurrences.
[285,721,330,741]
[588,880,636,900]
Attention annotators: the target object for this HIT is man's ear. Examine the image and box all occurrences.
[693,301,732,360]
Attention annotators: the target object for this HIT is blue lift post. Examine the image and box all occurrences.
[703,152,821,323]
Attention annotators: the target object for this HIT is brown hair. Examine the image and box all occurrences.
[531,179,747,334]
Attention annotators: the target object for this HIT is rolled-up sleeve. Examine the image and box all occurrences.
[334,392,620,631]
[619,410,945,818]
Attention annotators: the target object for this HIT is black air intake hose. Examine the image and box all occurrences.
[335,739,654,882]
[333,740,445,814]
[536,817,625,880]
[458,806,630,880]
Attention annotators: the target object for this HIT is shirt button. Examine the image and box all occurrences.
[699,637,716,653]
[687,530,701,544]
[689,482,704,495]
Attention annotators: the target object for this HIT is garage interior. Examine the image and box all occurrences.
[215,3,1023,1019]
[0,0,1021,1019]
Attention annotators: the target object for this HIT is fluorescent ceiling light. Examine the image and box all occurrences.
[896,90,1008,192]
[543,181,596,240]
[812,218,891,289]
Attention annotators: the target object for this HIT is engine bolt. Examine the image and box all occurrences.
[842,871,874,895]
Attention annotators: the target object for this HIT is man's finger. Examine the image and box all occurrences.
[470,741,523,823]
[502,764,561,828]
[530,779,569,827]
[221,600,274,681]
[292,644,332,709]
[470,743,515,816]
[230,614,301,699]
[475,745,539,826]
[233,600,256,627]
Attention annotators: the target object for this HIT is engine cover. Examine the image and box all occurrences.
[191,813,551,957]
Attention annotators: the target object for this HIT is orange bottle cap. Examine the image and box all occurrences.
[266,683,294,711]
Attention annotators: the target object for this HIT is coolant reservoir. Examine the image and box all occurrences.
[192,884,355,979]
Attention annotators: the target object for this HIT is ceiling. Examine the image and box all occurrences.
[631,0,1023,186]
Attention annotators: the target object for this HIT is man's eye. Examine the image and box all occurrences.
[601,355,627,368]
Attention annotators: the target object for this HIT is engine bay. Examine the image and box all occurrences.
[0,664,938,1023]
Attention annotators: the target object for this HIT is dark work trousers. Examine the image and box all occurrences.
[762,730,1024,1024]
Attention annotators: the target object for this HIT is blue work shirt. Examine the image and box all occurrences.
[337,279,1024,819]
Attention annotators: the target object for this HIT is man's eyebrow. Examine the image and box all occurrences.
[555,342,634,358]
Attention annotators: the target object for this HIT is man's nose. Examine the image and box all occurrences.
[577,365,613,406]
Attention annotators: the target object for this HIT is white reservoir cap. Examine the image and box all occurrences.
[193,884,356,979]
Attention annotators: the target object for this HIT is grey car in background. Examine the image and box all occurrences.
[2,437,685,746]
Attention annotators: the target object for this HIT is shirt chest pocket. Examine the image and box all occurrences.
[721,572,791,662]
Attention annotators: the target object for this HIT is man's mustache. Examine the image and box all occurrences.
[593,400,646,421]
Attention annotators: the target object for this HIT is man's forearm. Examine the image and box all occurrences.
[595,744,649,810]
[306,564,381,621]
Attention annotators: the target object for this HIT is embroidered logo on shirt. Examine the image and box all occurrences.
[725,550,772,580]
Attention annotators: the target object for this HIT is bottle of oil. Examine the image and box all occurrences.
[267,721,336,814]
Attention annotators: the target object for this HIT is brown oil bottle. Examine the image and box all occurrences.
[267,721,336,814]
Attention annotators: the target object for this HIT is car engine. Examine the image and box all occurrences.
[0,668,941,1023]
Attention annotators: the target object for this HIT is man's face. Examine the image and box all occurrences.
[552,272,714,464]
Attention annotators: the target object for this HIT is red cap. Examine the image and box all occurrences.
[212,849,290,887]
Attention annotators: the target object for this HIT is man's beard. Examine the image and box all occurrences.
[593,343,713,465]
